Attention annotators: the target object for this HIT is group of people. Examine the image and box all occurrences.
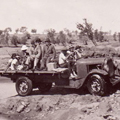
[4,38,83,78]
[4,38,56,72]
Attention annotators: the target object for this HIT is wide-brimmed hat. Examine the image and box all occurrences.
[45,38,51,42]
[69,45,74,49]
[21,45,28,51]
[61,47,68,51]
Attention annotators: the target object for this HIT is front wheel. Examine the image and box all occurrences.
[16,77,33,96]
[87,74,107,96]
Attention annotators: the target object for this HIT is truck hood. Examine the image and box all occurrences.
[77,58,105,65]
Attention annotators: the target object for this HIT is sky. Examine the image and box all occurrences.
[0,0,120,33]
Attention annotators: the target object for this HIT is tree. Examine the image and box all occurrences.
[113,32,117,41]
[98,31,104,42]
[77,19,97,46]
[46,29,56,44]
[4,27,12,33]
[94,29,99,42]
[11,35,18,47]
[0,30,3,35]
[20,26,27,33]
[118,32,120,42]
[64,28,73,44]
[3,27,12,46]
[15,28,19,33]
[31,29,37,34]
[57,31,66,46]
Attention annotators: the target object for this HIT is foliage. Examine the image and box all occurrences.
[4,27,12,33]
[64,28,73,44]
[11,32,30,46]
[11,35,18,46]
[20,35,28,45]
[46,29,56,44]
[31,29,37,34]
[77,19,97,46]
[98,31,104,42]
[57,31,66,46]
[0,30,3,35]
[4,32,9,46]
[24,32,31,39]
[15,28,19,33]
[0,34,5,45]
[94,29,99,42]
[20,27,27,33]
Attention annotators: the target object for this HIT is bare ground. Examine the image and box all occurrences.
[0,86,120,120]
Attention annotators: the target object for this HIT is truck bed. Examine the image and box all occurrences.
[0,68,69,75]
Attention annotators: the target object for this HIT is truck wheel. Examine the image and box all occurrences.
[38,83,52,93]
[87,74,107,96]
[16,77,33,96]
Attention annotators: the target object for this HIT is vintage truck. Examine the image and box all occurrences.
[1,57,120,96]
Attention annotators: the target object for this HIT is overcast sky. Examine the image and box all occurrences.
[0,0,120,33]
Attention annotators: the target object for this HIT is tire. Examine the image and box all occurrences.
[87,74,107,96]
[38,83,52,93]
[16,77,33,96]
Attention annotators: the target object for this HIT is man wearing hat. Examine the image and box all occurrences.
[58,47,77,79]
[19,45,30,70]
[20,45,29,64]
[40,38,56,70]
[74,45,83,60]
[58,47,68,67]
[29,38,42,70]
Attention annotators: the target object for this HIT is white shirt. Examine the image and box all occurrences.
[59,52,66,65]
[8,58,18,70]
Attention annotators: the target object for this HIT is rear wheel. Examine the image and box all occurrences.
[38,83,52,93]
[16,77,33,96]
[87,74,107,96]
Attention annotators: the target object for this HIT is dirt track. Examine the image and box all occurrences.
[0,80,120,120]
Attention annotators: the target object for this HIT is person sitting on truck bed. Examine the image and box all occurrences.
[58,47,77,79]
[68,45,76,59]
[29,38,42,70]
[40,38,56,71]
[18,45,30,70]
[74,45,83,60]
[4,53,21,72]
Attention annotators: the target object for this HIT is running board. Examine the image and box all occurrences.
[110,76,120,86]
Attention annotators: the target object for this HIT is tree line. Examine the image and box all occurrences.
[0,19,118,47]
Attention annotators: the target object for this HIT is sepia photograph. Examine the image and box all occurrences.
[0,0,120,119]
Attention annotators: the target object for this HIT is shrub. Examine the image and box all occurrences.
[20,35,28,45]
[11,35,18,46]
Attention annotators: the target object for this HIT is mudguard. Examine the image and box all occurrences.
[88,69,108,76]
[77,69,108,89]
